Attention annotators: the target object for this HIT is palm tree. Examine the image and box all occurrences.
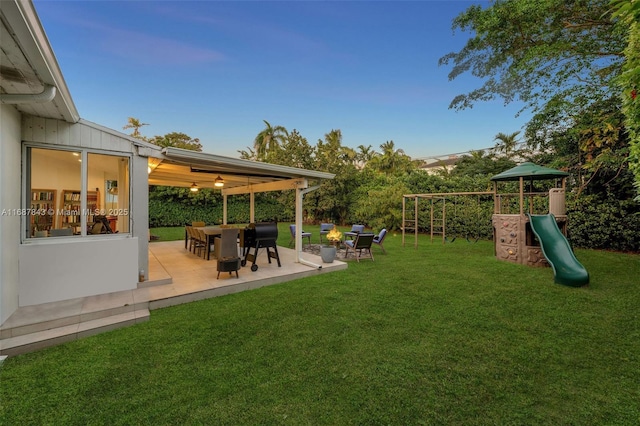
[253,120,288,160]
[372,140,412,174]
[356,144,375,168]
[316,129,345,170]
[492,131,520,159]
[123,117,149,139]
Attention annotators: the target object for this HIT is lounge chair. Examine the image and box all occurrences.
[289,224,311,247]
[344,232,375,262]
[319,223,334,244]
[344,224,365,240]
[373,228,387,254]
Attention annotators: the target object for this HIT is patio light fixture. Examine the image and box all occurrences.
[214,175,224,187]
[190,183,199,192]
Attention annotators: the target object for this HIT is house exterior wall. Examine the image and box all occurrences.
[0,104,22,323]
[19,237,138,305]
[15,114,150,306]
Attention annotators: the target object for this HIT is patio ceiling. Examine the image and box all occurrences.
[149,147,335,194]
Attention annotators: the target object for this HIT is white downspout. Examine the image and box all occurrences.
[0,84,56,104]
[296,185,322,269]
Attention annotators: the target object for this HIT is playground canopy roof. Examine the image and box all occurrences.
[490,162,569,182]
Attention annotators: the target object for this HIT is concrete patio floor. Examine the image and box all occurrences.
[0,241,347,356]
[144,240,348,308]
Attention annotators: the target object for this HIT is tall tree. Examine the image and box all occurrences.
[439,0,632,191]
[492,131,520,159]
[368,140,414,175]
[269,129,316,169]
[123,117,149,139]
[148,132,202,151]
[355,144,375,168]
[253,120,288,161]
[439,0,625,114]
[316,129,348,172]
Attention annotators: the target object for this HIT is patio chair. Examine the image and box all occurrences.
[289,224,311,247]
[344,232,375,262]
[184,225,192,249]
[216,228,241,279]
[344,224,365,240]
[186,225,198,253]
[372,228,388,254]
[192,221,205,227]
[319,223,334,244]
[194,228,207,258]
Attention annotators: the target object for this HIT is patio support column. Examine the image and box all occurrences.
[296,182,321,269]
[250,192,255,223]
[295,187,303,263]
[222,194,228,225]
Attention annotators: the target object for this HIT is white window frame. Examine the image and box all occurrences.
[22,143,132,242]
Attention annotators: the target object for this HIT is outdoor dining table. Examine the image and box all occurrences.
[193,226,239,260]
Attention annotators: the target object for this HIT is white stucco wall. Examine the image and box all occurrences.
[19,237,138,305]
[0,104,22,323]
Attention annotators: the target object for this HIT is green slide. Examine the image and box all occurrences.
[527,214,589,287]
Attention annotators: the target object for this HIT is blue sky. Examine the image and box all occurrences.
[34,0,528,160]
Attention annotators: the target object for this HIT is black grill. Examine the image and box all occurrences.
[242,222,281,271]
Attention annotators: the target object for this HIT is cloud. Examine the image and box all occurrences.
[98,27,226,65]
[46,9,226,65]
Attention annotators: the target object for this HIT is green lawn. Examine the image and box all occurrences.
[2,230,639,425]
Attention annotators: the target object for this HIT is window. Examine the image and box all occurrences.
[25,146,130,239]
[87,153,130,234]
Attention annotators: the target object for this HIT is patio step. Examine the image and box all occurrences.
[0,309,150,357]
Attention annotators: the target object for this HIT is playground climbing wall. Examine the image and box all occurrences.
[492,214,550,267]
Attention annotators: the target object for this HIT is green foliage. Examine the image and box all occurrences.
[613,1,640,198]
[451,152,516,178]
[440,0,625,113]
[567,193,640,251]
[441,0,630,188]
[350,175,409,230]
[147,132,202,151]
[365,140,415,175]
[148,187,289,227]
[251,120,288,161]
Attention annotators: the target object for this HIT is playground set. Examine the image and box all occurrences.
[402,162,589,287]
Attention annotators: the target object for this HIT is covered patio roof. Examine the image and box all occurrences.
[149,147,335,195]
[147,146,335,269]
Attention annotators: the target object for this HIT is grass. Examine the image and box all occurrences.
[2,228,639,425]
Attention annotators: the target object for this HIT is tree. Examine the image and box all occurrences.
[123,117,148,139]
[492,131,520,159]
[355,144,375,168]
[148,132,202,151]
[269,129,316,169]
[253,120,288,161]
[439,0,626,114]
[452,151,516,178]
[612,0,640,199]
[367,140,415,175]
[439,0,631,190]
[316,130,349,172]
